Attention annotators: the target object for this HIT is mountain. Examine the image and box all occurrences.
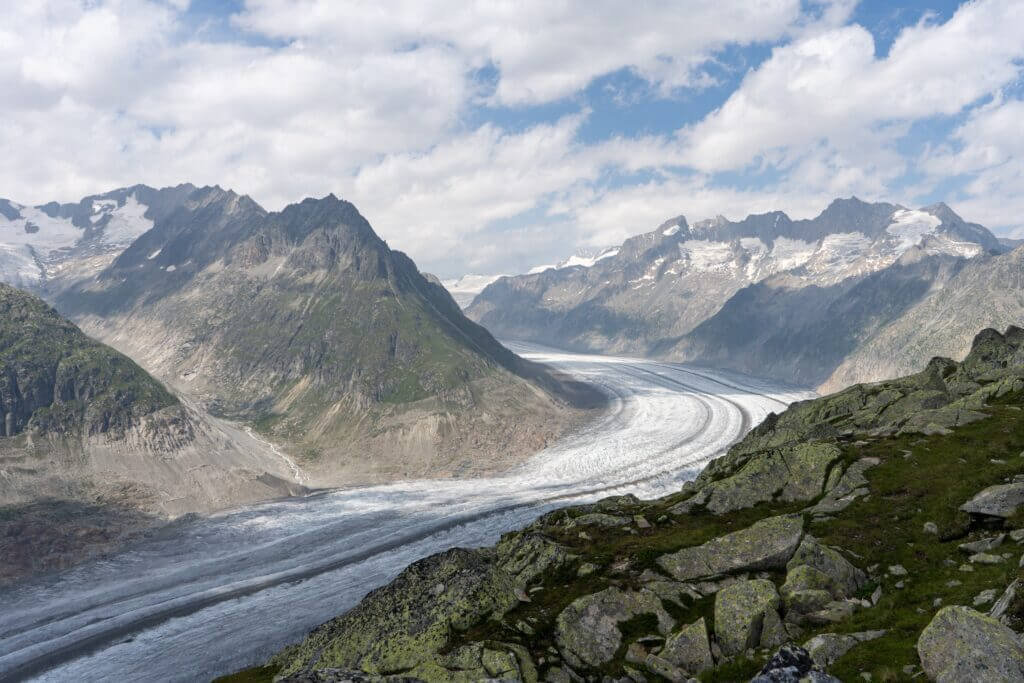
[52,187,599,484]
[467,198,1004,389]
[237,326,1024,683]
[822,244,1024,392]
[0,283,308,582]
[0,184,198,289]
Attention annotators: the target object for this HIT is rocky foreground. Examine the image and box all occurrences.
[223,327,1024,682]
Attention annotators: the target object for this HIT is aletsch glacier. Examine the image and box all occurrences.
[0,344,809,682]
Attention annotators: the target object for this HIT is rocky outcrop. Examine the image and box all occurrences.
[917,606,1024,682]
[657,514,804,581]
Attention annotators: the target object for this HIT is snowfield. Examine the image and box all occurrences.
[0,344,811,683]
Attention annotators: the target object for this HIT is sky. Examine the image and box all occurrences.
[1,0,1023,277]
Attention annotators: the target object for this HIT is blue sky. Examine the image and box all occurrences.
[1,0,1022,276]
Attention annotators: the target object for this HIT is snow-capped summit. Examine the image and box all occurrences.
[0,184,197,288]
[466,197,1005,369]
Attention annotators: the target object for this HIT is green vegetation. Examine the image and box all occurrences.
[0,284,175,437]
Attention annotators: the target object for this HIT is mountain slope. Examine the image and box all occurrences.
[55,188,599,484]
[235,326,1024,683]
[666,250,969,387]
[822,244,1024,392]
[467,198,1003,390]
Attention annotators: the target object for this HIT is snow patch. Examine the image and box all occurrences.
[663,223,681,237]
[148,249,161,260]
[887,209,942,252]
[101,194,154,246]
[769,237,815,271]
[679,240,734,271]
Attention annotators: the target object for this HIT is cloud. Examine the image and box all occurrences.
[232,0,813,105]
[922,96,1024,233]
[0,0,1022,276]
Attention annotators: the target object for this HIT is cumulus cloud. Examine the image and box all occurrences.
[0,0,1022,275]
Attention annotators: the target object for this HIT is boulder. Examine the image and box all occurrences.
[750,644,842,683]
[786,536,866,597]
[961,483,1024,518]
[990,579,1022,620]
[714,579,782,656]
[958,534,1006,554]
[496,533,577,587]
[803,631,886,668]
[554,587,674,669]
[574,513,630,527]
[699,444,841,514]
[917,606,1024,682]
[657,514,804,582]
[660,618,713,674]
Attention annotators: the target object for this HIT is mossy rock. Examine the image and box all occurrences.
[657,513,804,582]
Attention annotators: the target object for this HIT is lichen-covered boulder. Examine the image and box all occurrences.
[270,548,517,678]
[917,606,1024,682]
[714,579,782,656]
[555,587,674,669]
[786,536,865,598]
[961,483,1024,518]
[657,514,804,581]
[695,443,841,514]
[803,630,886,668]
[573,513,630,527]
[661,617,714,674]
[495,532,577,587]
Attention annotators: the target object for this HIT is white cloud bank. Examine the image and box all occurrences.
[0,0,1021,275]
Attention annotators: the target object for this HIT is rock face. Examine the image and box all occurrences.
[52,188,600,486]
[917,606,1024,682]
[714,579,782,655]
[466,197,1005,392]
[555,588,673,668]
[657,514,804,581]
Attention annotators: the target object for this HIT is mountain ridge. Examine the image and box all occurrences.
[466,197,1008,392]
[48,186,601,486]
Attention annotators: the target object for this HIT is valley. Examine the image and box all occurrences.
[0,344,808,683]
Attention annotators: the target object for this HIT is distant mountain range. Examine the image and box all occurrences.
[466,198,1019,390]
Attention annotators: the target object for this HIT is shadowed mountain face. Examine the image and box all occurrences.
[54,187,597,484]
[467,198,1006,391]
